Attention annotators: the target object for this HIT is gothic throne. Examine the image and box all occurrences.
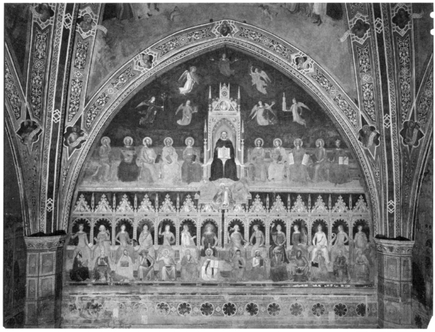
[203,83,245,181]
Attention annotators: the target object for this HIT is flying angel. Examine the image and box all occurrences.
[175,100,198,126]
[250,66,271,94]
[282,93,310,127]
[178,66,200,95]
[250,101,277,126]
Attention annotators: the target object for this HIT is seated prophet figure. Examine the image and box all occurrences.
[209,131,239,181]
[115,249,134,281]
[181,137,202,184]
[157,249,176,281]
[249,138,267,182]
[137,250,154,281]
[201,248,220,281]
[231,250,246,281]
[180,249,198,281]
[311,225,329,264]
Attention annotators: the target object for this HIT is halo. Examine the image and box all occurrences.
[254,138,264,147]
[293,138,303,147]
[185,137,194,146]
[205,248,213,255]
[123,136,133,147]
[143,137,152,146]
[164,137,173,146]
[101,136,111,145]
[204,223,215,232]
[273,138,282,147]
[315,138,324,147]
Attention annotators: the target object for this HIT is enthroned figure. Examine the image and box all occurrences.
[209,131,239,181]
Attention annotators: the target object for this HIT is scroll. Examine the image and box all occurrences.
[338,156,349,165]
[288,153,295,165]
[302,153,310,166]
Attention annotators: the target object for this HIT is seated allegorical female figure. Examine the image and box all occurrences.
[181,137,202,184]
[269,223,288,264]
[249,224,265,257]
[310,224,329,264]
[159,224,176,246]
[71,223,91,264]
[137,250,155,281]
[201,223,218,257]
[354,225,368,252]
[330,225,349,263]
[156,248,176,281]
[180,224,196,247]
[137,224,155,258]
[115,224,134,264]
[228,224,245,256]
[93,225,111,259]
[161,137,181,185]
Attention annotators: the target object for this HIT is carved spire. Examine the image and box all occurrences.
[116,194,134,213]
[249,195,266,213]
[160,194,176,213]
[332,195,348,213]
[311,195,328,213]
[94,194,112,213]
[353,195,369,213]
[291,195,307,213]
[73,194,91,213]
[180,195,197,213]
[270,195,287,214]
[138,194,155,213]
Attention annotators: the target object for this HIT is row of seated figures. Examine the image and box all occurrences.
[68,221,375,284]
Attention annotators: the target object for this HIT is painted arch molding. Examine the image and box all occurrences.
[61,20,380,234]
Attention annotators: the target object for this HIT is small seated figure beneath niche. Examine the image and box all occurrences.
[354,250,370,282]
[156,248,177,281]
[246,250,267,281]
[291,249,308,282]
[310,250,330,282]
[91,249,112,283]
[137,250,155,281]
[114,249,135,282]
[332,249,349,282]
[200,248,220,281]
[180,249,199,281]
[115,224,134,264]
[70,251,90,282]
[230,249,246,281]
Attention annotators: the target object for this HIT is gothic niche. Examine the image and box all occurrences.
[68,48,374,286]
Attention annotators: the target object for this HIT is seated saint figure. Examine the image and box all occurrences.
[249,138,267,182]
[201,224,218,257]
[180,224,196,247]
[137,224,155,258]
[70,251,90,282]
[180,249,198,281]
[209,131,239,181]
[333,249,348,282]
[231,250,246,281]
[311,224,329,264]
[201,248,220,281]
[311,138,328,182]
[161,137,181,184]
[71,223,91,264]
[92,248,111,282]
[288,138,310,184]
[115,249,134,281]
[94,225,111,260]
[181,137,202,184]
[115,224,134,264]
[117,136,140,182]
[157,249,176,281]
[268,138,288,182]
[136,137,159,183]
[137,250,154,281]
[329,139,350,185]
[159,224,176,246]
[249,224,265,257]
[228,225,245,256]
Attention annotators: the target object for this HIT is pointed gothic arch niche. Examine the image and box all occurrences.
[63,21,379,240]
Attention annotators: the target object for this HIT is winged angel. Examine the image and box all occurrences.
[249,66,271,94]
[282,95,310,127]
[250,101,277,126]
[178,66,200,95]
[175,100,198,126]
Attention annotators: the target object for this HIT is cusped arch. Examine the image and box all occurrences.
[61,20,379,235]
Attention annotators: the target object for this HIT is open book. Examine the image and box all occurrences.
[288,153,295,165]
[218,147,230,160]
[302,154,310,166]
[338,156,349,165]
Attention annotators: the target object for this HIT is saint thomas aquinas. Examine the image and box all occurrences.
[210,131,238,181]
